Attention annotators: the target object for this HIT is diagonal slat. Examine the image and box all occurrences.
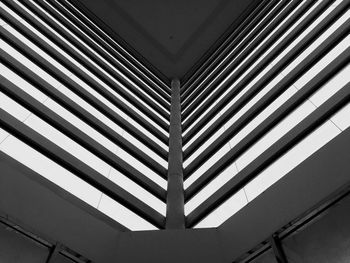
[59,0,171,95]
[1,0,170,133]
[184,16,350,179]
[0,12,169,159]
[30,0,171,115]
[0,76,166,202]
[180,0,278,97]
[0,109,166,229]
[186,83,350,227]
[0,46,168,180]
[44,0,172,105]
[181,0,288,107]
[183,0,348,160]
[185,47,350,200]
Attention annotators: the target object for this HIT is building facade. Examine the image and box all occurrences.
[0,0,349,262]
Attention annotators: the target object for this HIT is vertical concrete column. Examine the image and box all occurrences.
[166,79,184,229]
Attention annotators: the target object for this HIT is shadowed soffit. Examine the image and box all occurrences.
[68,0,260,82]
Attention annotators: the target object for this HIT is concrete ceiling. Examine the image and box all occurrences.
[69,0,260,82]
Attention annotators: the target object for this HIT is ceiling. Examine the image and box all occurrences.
[69,0,260,82]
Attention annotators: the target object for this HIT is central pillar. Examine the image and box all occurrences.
[166,79,185,229]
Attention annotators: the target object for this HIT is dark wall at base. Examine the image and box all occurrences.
[283,195,350,263]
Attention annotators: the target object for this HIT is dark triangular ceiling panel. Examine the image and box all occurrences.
[68,0,260,81]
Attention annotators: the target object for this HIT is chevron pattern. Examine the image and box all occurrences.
[0,0,349,247]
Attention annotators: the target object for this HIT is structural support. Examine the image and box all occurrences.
[166,79,185,229]
[46,243,61,263]
[270,235,288,263]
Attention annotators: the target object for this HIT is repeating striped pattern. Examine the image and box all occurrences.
[181,0,350,228]
[0,0,170,230]
[0,0,349,237]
